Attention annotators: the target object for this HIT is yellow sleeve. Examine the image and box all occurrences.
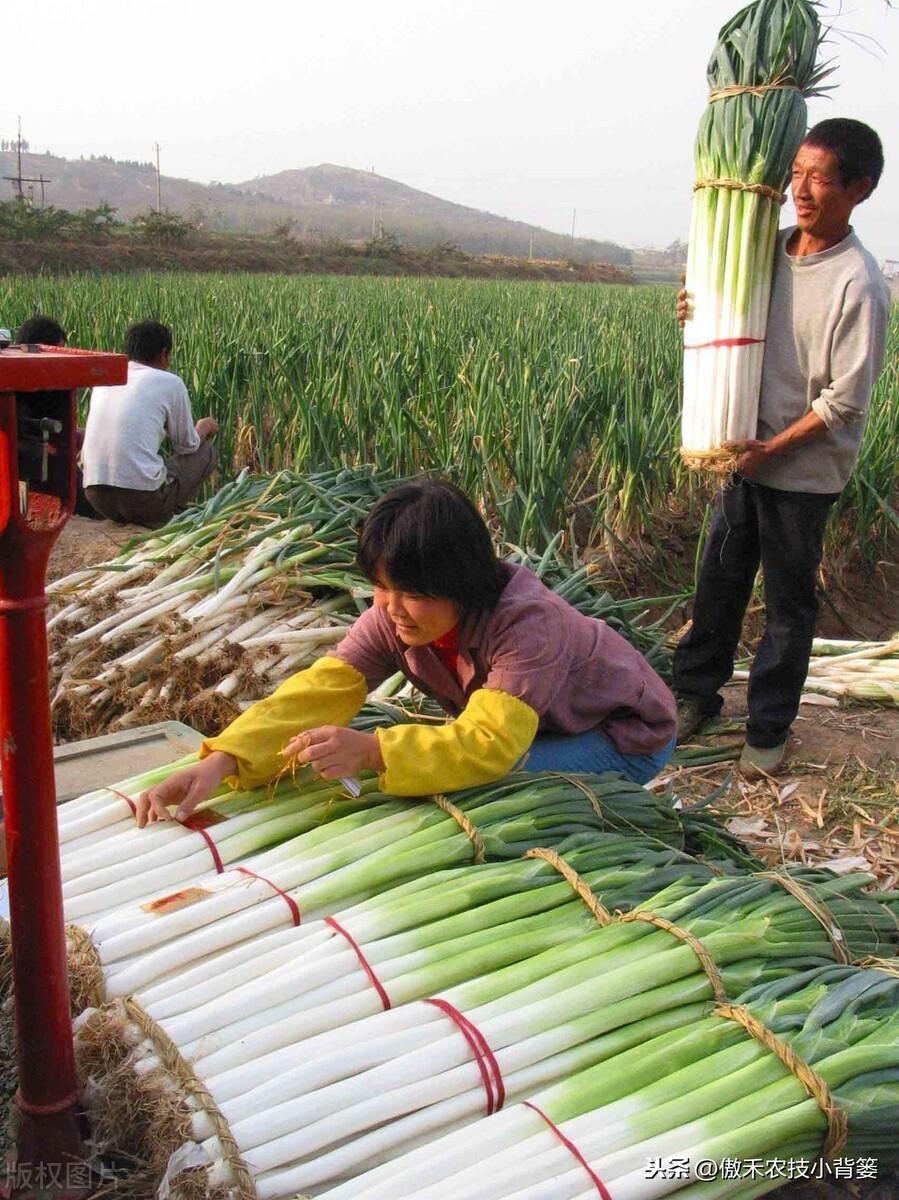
[375,688,538,796]
[201,656,368,790]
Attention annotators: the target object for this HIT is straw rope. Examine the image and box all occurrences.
[708,81,801,102]
[693,177,787,204]
[714,1002,849,1160]
[524,848,613,926]
[855,956,899,978]
[65,924,106,1012]
[430,794,486,864]
[0,918,11,994]
[546,773,605,821]
[122,998,257,1200]
[619,909,728,1002]
[757,872,850,964]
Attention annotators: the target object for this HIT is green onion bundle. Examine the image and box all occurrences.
[332,963,899,1200]
[190,871,897,1194]
[127,837,716,1080]
[70,771,690,1002]
[681,0,830,466]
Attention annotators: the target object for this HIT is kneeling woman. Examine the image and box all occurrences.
[138,479,676,824]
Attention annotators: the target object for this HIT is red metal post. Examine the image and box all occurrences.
[0,348,127,1194]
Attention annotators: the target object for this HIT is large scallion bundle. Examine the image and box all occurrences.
[681,0,830,468]
[331,963,899,1200]
[95,868,889,1197]
[64,770,693,1005]
[184,871,896,1195]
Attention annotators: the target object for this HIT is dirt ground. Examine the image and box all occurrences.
[47,515,144,584]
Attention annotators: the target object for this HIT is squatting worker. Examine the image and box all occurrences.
[137,478,677,824]
[82,320,218,528]
[674,119,890,780]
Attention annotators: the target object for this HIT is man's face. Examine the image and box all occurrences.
[790,143,870,243]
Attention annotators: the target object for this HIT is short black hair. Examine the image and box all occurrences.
[803,119,884,199]
[357,478,507,615]
[124,320,173,364]
[17,314,66,345]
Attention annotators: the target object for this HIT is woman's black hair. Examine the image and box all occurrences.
[357,478,507,614]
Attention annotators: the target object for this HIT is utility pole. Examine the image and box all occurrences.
[528,232,534,261]
[154,142,162,211]
[2,117,51,205]
[16,116,23,201]
[570,207,577,246]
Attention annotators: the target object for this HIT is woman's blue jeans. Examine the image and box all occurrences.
[522,730,676,785]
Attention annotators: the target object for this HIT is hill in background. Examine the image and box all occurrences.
[0,150,631,265]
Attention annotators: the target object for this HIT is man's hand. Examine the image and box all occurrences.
[136,751,237,827]
[724,439,770,477]
[283,727,384,780]
[676,288,690,329]
[196,416,219,441]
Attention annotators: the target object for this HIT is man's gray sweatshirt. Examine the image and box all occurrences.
[751,227,890,494]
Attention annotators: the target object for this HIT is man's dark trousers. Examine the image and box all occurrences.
[673,475,838,749]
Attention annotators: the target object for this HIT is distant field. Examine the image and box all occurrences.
[3,272,895,558]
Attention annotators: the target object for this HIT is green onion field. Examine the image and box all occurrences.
[4,272,896,557]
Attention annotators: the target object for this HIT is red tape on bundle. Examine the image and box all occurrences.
[523,1102,613,1200]
[424,997,505,1115]
[106,786,138,816]
[179,820,225,873]
[684,336,765,349]
[234,866,301,926]
[325,917,392,1010]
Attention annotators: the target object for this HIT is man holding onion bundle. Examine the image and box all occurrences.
[137,478,677,824]
[675,119,890,779]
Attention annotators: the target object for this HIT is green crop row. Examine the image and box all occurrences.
[3,272,895,560]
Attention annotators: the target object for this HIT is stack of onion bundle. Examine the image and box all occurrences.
[48,467,397,739]
[681,0,831,466]
[174,869,898,1196]
[67,771,691,1005]
[328,963,899,1200]
[116,836,719,1079]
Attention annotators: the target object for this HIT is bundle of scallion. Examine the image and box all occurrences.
[71,772,689,1004]
[187,870,898,1195]
[125,836,718,1080]
[58,761,381,924]
[681,0,831,467]
[328,963,899,1200]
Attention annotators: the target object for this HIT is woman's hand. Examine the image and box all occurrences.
[283,727,384,781]
[676,287,691,328]
[136,751,237,827]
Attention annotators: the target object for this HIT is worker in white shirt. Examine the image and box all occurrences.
[82,320,218,527]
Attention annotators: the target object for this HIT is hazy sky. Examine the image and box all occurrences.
[5,0,897,262]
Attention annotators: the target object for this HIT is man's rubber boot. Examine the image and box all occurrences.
[676,698,712,743]
[739,741,788,781]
